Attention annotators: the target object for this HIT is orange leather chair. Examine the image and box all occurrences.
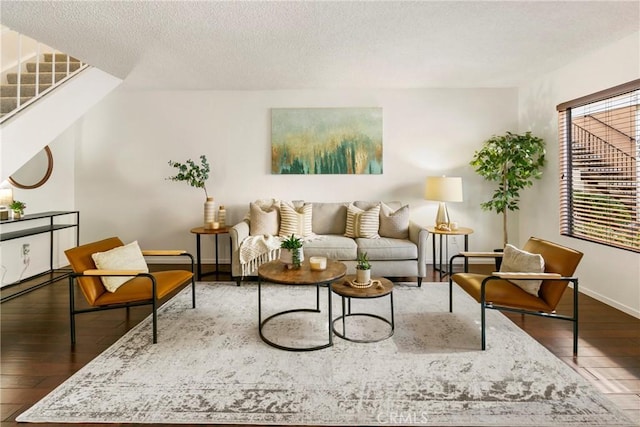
[65,237,196,344]
[448,237,583,354]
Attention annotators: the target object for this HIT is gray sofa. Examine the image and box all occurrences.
[230,201,429,285]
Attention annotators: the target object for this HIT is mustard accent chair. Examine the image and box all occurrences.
[65,237,196,344]
[448,237,583,354]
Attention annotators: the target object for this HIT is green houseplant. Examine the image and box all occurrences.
[470,131,546,247]
[9,200,26,218]
[167,155,211,199]
[280,234,304,269]
[356,252,371,283]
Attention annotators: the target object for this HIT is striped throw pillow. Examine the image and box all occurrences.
[345,203,380,238]
[279,201,313,237]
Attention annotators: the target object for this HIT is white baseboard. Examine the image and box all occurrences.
[579,286,640,319]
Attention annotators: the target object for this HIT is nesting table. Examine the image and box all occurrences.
[331,275,394,343]
[257,259,346,352]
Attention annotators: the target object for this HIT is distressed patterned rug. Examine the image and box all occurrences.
[17,282,634,426]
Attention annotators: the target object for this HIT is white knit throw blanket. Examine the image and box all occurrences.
[239,235,282,277]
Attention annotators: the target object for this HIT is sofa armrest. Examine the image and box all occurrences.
[409,221,429,277]
[230,219,250,277]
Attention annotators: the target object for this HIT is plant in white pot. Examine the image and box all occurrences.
[280,234,304,269]
[470,131,546,248]
[166,155,212,226]
[355,252,371,284]
[9,200,26,219]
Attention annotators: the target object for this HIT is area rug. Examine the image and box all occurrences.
[17,282,634,426]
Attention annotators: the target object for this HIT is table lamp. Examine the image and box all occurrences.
[424,176,463,229]
[0,188,13,220]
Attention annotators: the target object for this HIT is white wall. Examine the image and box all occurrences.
[518,31,640,318]
[64,87,519,266]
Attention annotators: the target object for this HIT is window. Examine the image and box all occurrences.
[557,80,639,252]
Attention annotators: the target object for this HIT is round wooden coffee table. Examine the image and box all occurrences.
[331,275,394,343]
[257,259,346,351]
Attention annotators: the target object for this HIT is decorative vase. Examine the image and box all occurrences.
[356,268,371,284]
[12,210,22,219]
[204,197,215,228]
[280,248,304,269]
[218,205,226,228]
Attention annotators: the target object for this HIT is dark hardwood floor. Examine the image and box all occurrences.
[1,264,639,426]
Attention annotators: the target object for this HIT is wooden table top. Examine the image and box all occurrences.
[190,226,229,235]
[426,226,474,236]
[258,259,346,286]
[331,275,393,298]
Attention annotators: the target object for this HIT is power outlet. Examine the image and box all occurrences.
[21,243,30,258]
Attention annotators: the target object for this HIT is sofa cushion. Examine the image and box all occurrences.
[312,202,348,235]
[249,202,279,236]
[356,237,417,261]
[302,235,358,260]
[345,203,380,238]
[379,202,410,239]
[279,201,313,237]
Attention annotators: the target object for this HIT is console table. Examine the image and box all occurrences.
[0,211,79,302]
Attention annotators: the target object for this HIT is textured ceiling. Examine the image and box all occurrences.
[1,1,638,90]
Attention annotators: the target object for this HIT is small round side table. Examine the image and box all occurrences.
[426,226,474,279]
[190,226,230,281]
[331,275,394,343]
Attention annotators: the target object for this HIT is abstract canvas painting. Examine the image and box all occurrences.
[271,108,383,174]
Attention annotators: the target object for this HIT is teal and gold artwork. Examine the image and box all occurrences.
[271,108,383,174]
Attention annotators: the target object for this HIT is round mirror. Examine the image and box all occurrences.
[9,146,54,189]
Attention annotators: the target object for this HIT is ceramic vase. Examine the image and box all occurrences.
[204,197,215,228]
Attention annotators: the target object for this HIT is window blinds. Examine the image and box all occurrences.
[557,80,639,252]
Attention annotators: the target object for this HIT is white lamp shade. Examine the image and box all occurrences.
[424,176,463,202]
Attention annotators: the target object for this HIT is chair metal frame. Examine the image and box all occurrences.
[449,252,580,355]
[68,251,195,345]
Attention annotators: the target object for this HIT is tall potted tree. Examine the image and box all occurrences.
[470,131,546,248]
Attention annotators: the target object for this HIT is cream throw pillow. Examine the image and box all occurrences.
[91,241,149,293]
[279,201,313,237]
[345,203,380,239]
[379,202,410,239]
[249,202,279,236]
[500,243,545,296]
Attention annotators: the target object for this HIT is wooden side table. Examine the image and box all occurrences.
[331,275,394,343]
[426,226,474,279]
[190,227,230,281]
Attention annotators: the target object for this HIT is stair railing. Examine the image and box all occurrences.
[1,26,90,124]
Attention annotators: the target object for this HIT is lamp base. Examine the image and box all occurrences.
[435,202,450,229]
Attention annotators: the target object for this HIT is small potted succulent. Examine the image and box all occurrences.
[356,252,371,284]
[9,200,26,219]
[280,234,304,269]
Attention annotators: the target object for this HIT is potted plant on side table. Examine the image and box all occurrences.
[280,234,304,269]
[355,252,371,284]
[166,155,212,227]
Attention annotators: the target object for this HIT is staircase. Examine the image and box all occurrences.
[1,27,122,181]
[570,123,637,245]
[572,123,636,204]
[1,53,86,120]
